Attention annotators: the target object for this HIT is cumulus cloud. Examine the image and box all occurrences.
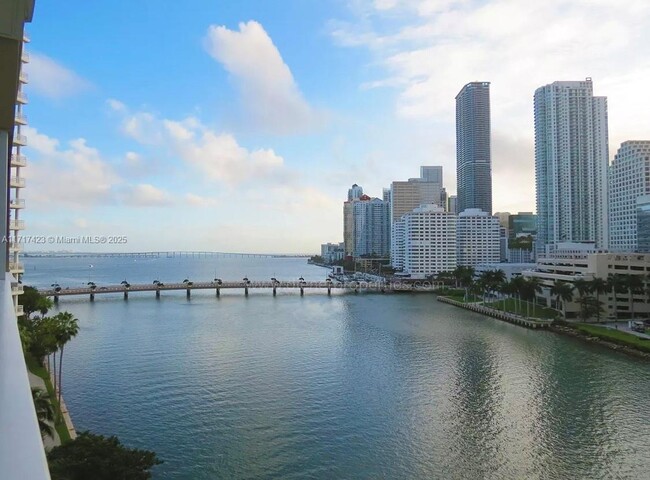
[185,193,218,207]
[205,20,322,134]
[27,53,91,99]
[120,184,172,206]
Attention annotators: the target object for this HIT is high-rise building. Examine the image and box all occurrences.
[456,209,500,267]
[353,196,390,258]
[420,166,443,183]
[494,211,511,230]
[609,141,650,252]
[637,195,650,253]
[447,195,458,214]
[348,183,363,201]
[509,212,537,238]
[393,204,457,277]
[456,81,492,214]
[534,78,609,253]
[343,200,355,256]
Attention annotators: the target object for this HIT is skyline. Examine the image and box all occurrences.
[21,0,650,252]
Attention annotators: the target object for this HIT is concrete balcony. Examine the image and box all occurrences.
[15,304,24,316]
[10,198,25,209]
[10,176,25,188]
[16,91,27,104]
[0,274,51,479]
[9,242,23,253]
[21,51,29,63]
[19,71,28,84]
[13,133,27,146]
[23,31,30,43]
[8,262,24,274]
[14,112,27,125]
[10,154,26,167]
[9,220,25,231]
[11,283,24,295]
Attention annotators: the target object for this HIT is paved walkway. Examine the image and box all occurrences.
[600,321,650,339]
[28,372,61,450]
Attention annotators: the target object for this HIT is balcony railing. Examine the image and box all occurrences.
[13,134,27,146]
[21,51,29,63]
[10,177,25,188]
[0,273,51,479]
[10,199,25,209]
[14,112,27,125]
[10,154,27,167]
[9,220,25,231]
[12,285,24,296]
[19,71,29,84]
[15,304,24,316]
[16,91,28,104]
[8,262,24,274]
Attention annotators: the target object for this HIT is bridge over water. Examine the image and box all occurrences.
[40,279,439,301]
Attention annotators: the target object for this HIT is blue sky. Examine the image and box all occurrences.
[22,0,650,253]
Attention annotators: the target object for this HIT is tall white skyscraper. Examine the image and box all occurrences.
[456,209,500,267]
[353,196,390,258]
[609,141,650,252]
[534,78,609,252]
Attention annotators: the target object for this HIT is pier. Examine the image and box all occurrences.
[40,279,439,301]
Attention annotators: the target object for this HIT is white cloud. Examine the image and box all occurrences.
[185,193,218,207]
[107,98,127,112]
[205,20,322,134]
[23,127,119,208]
[120,184,171,207]
[27,53,91,99]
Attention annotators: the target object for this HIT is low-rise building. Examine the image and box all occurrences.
[320,242,345,264]
[457,209,500,267]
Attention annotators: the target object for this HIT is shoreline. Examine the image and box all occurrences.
[438,295,650,360]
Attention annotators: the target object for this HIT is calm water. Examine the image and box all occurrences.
[25,256,650,479]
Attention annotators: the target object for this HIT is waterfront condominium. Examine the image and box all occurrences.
[456,209,500,267]
[392,204,457,278]
[343,184,364,256]
[609,141,650,252]
[456,81,492,215]
[534,78,609,253]
[352,195,390,258]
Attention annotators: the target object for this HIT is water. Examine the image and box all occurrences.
[25,256,650,479]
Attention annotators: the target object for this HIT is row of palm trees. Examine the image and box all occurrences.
[440,267,649,321]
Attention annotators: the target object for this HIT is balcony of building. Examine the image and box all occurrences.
[9,242,23,253]
[11,283,24,295]
[9,219,25,231]
[10,176,26,188]
[21,50,29,63]
[19,71,28,84]
[8,262,25,275]
[10,198,25,209]
[14,111,27,125]
[10,154,27,167]
[13,133,27,146]
[15,304,24,316]
[16,90,28,104]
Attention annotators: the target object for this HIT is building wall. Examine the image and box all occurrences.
[637,195,650,253]
[456,81,492,215]
[534,78,609,253]
[353,197,390,258]
[609,141,650,252]
[457,209,500,267]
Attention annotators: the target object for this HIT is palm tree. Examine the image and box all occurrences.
[550,280,574,318]
[577,296,602,323]
[623,274,644,320]
[32,387,55,440]
[121,280,130,289]
[510,276,526,314]
[588,277,608,323]
[607,274,625,321]
[53,312,80,404]
[87,281,96,290]
[527,277,543,317]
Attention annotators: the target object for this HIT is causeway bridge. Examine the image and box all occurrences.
[40,279,439,301]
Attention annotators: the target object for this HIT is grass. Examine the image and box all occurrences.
[572,324,650,353]
[25,354,72,444]
[484,298,559,320]
[437,288,469,303]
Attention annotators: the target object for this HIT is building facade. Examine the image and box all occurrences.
[509,212,537,238]
[456,209,500,267]
[637,195,650,253]
[456,81,492,215]
[320,242,345,264]
[353,196,390,258]
[609,141,650,252]
[394,204,457,277]
[447,195,458,214]
[534,78,609,253]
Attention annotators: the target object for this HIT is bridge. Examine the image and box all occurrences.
[39,279,439,301]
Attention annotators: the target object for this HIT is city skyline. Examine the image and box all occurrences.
[21,0,650,252]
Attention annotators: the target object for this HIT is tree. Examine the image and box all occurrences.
[623,274,644,320]
[520,277,542,317]
[577,296,603,323]
[32,387,55,440]
[510,276,526,314]
[550,280,574,318]
[47,432,162,480]
[21,286,53,318]
[607,274,625,320]
[53,312,80,404]
[588,277,608,323]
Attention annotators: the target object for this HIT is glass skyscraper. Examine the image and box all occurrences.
[455,81,492,215]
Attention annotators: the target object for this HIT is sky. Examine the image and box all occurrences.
[21,0,650,253]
